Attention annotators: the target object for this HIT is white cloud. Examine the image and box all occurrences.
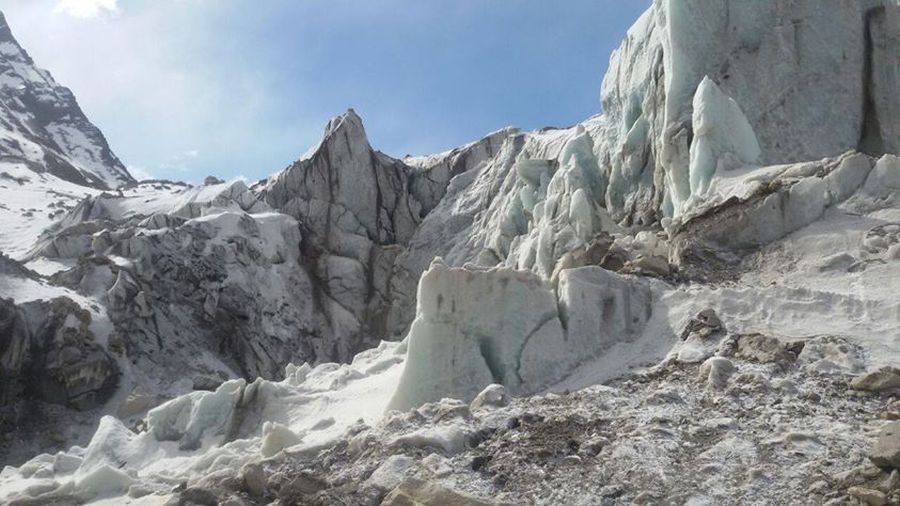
[159,150,202,173]
[126,165,155,181]
[53,0,119,19]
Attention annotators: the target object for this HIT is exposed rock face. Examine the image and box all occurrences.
[0,294,118,430]
[41,184,321,384]
[0,13,132,190]
[257,111,423,360]
[258,110,513,357]
[0,296,30,406]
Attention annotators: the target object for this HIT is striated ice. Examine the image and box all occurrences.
[682,76,760,214]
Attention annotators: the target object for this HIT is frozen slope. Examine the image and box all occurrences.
[0,163,100,259]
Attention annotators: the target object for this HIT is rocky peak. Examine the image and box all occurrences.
[324,108,367,143]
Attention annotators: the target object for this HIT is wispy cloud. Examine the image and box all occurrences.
[159,149,202,173]
[126,164,154,181]
[5,0,645,183]
[53,0,118,19]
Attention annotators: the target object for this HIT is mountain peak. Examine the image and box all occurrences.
[324,108,368,141]
[0,11,133,190]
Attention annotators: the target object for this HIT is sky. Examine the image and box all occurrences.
[2,0,649,183]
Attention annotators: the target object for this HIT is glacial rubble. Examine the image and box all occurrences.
[173,333,898,506]
[1,0,900,504]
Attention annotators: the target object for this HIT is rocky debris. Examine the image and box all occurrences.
[848,486,889,506]
[115,387,162,420]
[797,335,868,376]
[167,486,219,506]
[190,333,887,505]
[717,333,804,370]
[679,309,723,341]
[870,422,900,470]
[671,309,727,364]
[852,367,900,394]
[382,478,512,506]
[621,254,670,278]
[570,233,614,268]
[882,401,900,421]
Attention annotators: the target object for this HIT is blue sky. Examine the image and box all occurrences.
[3,0,649,183]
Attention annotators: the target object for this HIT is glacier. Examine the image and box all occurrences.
[1,0,900,504]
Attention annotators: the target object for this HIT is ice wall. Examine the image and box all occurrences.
[387,260,652,411]
[600,0,900,219]
[683,77,760,213]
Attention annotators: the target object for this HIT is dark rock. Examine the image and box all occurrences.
[0,13,134,190]
[471,455,491,472]
[600,247,628,272]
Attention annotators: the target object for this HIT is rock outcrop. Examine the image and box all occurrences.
[257,110,513,357]
[1,294,118,433]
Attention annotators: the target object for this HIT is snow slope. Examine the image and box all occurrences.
[0,162,99,259]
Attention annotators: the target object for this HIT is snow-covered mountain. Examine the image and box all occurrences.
[1,1,900,505]
[0,12,135,259]
[0,13,132,190]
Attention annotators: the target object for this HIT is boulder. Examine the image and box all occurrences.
[870,421,900,470]
[851,367,900,394]
[470,384,509,411]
